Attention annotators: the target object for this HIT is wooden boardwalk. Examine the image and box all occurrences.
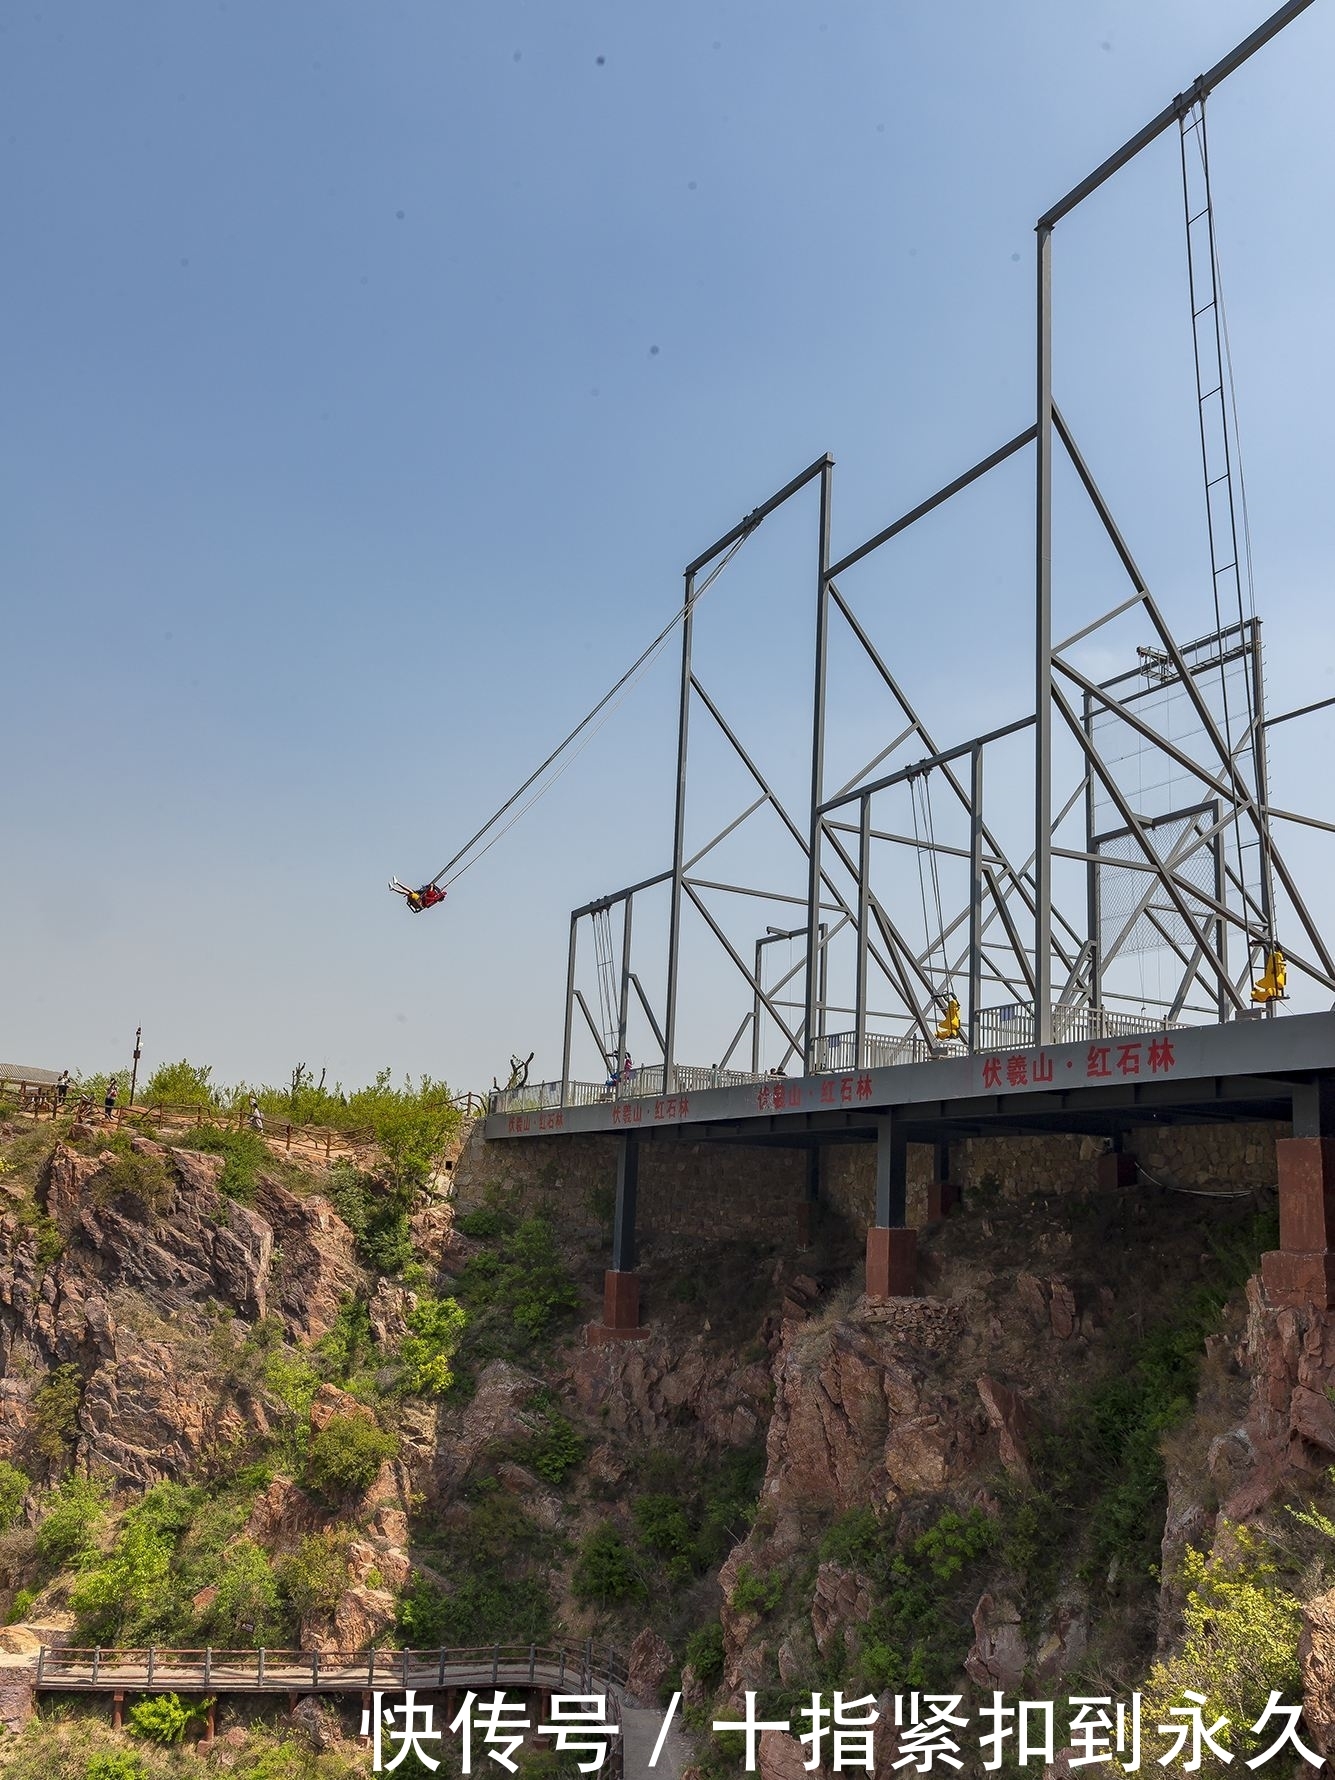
[37,1641,625,1697]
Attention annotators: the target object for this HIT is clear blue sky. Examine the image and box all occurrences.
[4,1,1332,1094]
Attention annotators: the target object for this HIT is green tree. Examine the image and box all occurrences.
[204,1537,285,1646]
[306,1414,398,1499]
[0,1459,30,1531]
[32,1363,83,1463]
[35,1476,105,1568]
[572,1524,642,1606]
[277,1528,352,1623]
[143,1059,219,1107]
[398,1294,467,1396]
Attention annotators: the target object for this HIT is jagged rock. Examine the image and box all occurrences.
[310,1382,375,1434]
[1291,1386,1335,1454]
[494,1462,563,1529]
[1300,1587,1335,1760]
[433,1359,542,1492]
[254,1178,361,1342]
[326,1583,396,1651]
[965,1593,1026,1691]
[627,1627,673,1703]
[587,1443,628,1491]
[810,1561,873,1659]
[78,1327,272,1487]
[571,1331,771,1450]
[46,1142,274,1322]
[759,1728,813,1780]
[369,1279,416,1347]
[1048,1281,1078,1340]
[347,1538,410,1592]
[245,1476,330,1554]
[976,1376,1034,1481]
[290,1694,341,1751]
[192,1585,219,1615]
[1034,1603,1088,1681]
[0,1627,42,1656]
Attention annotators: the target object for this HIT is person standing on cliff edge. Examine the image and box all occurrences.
[104,1077,118,1122]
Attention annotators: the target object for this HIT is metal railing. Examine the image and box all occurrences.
[37,1640,628,1694]
[975,1003,1185,1052]
[491,1062,768,1116]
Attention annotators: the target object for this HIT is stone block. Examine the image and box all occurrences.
[1261,1249,1335,1312]
[1277,1138,1335,1255]
[866,1226,916,1298]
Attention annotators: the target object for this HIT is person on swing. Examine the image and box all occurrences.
[389,878,447,913]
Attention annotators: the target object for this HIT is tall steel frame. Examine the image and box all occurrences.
[551,0,1335,1104]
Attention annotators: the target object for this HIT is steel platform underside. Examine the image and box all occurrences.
[485,1012,1335,1147]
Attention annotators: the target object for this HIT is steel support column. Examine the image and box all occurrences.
[616,898,633,1065]
[855,800,871,1069]
[867,1113,915,1296]
[805,458,834,1070]
[560,913,577,1106]
[663,573,694,1093]
[1034,221,1054,1045]
[611,1134,639,1273]
[968,745,984,1050]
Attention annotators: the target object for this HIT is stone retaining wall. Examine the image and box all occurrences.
[456,1129,806,1244]
[460,1117,1285,1251]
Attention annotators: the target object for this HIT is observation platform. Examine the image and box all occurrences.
[485,1010,1335,1147]
[483,1011,1335,1333]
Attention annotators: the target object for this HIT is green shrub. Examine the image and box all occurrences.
[456,1207,508,1239]
[277,1528,352,1622]
[455,1216,580,1359]
[185,1125,270,1203]
[819,1507,882,1571]
[35,1476,105,1567]
[315,1295,374,1384]
[32,1362,83,1462]
[684,1619,725,1688]
[306,1414,398,1499]
[204,1537,285,1645]
[85,1754,149,1780]
[729,1563,783,1615]
[6,1586,36,1624]
[0,1459,30,1531]
[1143,1523,1303,1774]
[92,1148,173,1211]
[572,1524,642,1606]
[525,1413,585,1487]
[633,1494,696,1582]
[69,1482,198,1643]
[144,1059,219,1108]
[127,1691,210,1744]
[398,1570,552,1646]
[397,1293,466,1396]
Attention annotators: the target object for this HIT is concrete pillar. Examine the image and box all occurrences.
[866,1115,915,1296]
[866,1226,917,1297]
[112,1691,124,1732]
[1262,1082,1335,1310]
[201,1700,216,1747]
[1096,1131,1137,1190]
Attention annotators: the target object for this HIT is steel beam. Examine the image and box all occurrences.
[1037,0,1318,230]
